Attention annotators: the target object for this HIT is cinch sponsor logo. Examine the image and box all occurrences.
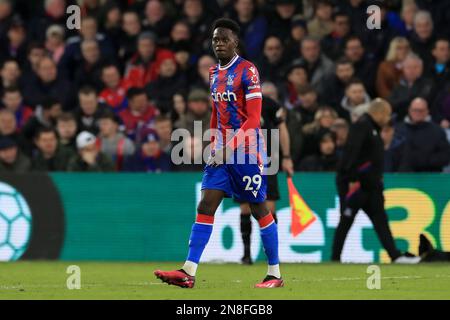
[212,90,237,102]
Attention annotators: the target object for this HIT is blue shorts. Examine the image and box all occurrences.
[201,163,267,203]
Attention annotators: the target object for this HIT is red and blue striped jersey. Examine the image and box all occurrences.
[209,54,263,151]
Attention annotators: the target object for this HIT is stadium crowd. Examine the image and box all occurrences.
[0,0,449,173]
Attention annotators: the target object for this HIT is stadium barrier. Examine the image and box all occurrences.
[0,173,449,263]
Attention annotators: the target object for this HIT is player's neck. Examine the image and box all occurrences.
[219,53,238,67]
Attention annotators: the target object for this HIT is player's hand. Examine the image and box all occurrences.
[282,157,294,177]
[207,147,232,167]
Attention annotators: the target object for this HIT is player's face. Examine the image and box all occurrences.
[212,28,237,61]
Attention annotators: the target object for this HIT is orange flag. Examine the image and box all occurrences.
[287,177,316,237]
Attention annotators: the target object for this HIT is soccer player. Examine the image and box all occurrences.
[154,18,283,288]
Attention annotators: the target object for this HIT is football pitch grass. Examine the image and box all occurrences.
[0,262,449,300]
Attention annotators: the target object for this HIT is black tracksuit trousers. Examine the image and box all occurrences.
[331,182,401,262]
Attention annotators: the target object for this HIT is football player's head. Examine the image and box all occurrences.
[211,18,240,61]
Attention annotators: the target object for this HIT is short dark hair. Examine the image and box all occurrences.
[1,58,19,70]
[126,87,146,100]
[333,11,349,21]
[345,78,365,90]
[2,86,21,97]
[99,109,120,123]
[42,97,61,110]
[57,112,76,123]
[212,18,240,36]
[336,57,353,66]
[433,37,450,49]
[35,127,57,140]
[78,86,97,96]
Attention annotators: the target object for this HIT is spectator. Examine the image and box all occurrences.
[124,31,176,88]
[73,86,107,134]
[31,127,74,171]
[399,1,418,37]
[338,0,367,38]
[99,2,122,51]
[432,85,450,130]
[231,0,267,60]
[339,78,371,121]
[1,86,33,131]
[21,42,45,81]
[97,111,135,171]
[56,112,77,152]
[154,114,173,154]
[321,11,351,61]
[73,39,106,90]
[428,38,450,92]
[343,36,377,96]
[396,98,450,172]
[119,10,142,63]
[172,40,191,73]
[181,0,214,55]
[174,89,211,136]
[284,15,308,61]
[29,0,69,43]
[381,119,405,173]
[45,24,65,64]
[301,106,338,159]
[376,37,411,99]
[142,0,173,43]
[389,53,433,120]
[298,129,338,171]
[330,117,349,157]
[67,130,114,172]
[267,0,298,41]
[0,136,30,172]
[99,64,131,113]
[0,0,13,42]
[190,54,215,91]
[119,87,159,142]
[22,56,73,110]
[0,59,21,95]
[146,57,187,115]
[409,10,435,67]
[361,1,398,62]
[123,128,171,172]
[0,108,28,153]
[261,81,281,104]
[320,57,355,109]
[289,85,319,125]
[0,18,27,65]
[283,61,309,110]
[307,0,334,40]
[256,36,287,84]
[22,97,62,145]
[168,20,192,52]
[62,15,114,73]
[297,36,334,93]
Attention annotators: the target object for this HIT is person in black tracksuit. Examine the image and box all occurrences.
[331,99,419,263]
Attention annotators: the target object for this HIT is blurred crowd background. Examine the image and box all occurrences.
[0,0,449,173]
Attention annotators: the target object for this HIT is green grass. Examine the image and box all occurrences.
[0,262,449,299]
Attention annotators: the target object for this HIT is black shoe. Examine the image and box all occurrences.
[241,256,253,265]
[419,234,433,256]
